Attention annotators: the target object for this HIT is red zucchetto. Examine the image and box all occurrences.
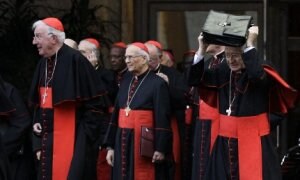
[84,38,100,48]
[42,17,64,32]
[131,42,149,54]
[112,42,127,49]
[145,40,162,50]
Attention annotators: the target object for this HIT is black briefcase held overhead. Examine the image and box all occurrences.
[202,10,253,47]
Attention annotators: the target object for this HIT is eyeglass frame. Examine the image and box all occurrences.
[33,32,54,41]
[124,55,145,61]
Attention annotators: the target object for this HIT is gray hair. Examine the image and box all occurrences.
[127,44,150,62]
[144,42,162,57]
[139,49,150,62]
[32,20,66,44]
[79,40,101,60]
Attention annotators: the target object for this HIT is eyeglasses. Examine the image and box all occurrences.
[125,55,144,60]
[33,33,53,41]
[225,53,241,59]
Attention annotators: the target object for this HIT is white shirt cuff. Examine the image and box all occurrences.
[244,46,254,53]
[193,53,204,65]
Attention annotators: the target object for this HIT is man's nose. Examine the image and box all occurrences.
[32,38,38,45]
[111,58,116,63]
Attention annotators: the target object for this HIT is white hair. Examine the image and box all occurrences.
[144,43,162,57]
[127,44,150,62]
[32,20,66,44]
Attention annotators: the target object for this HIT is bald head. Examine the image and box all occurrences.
[64,38,78,49]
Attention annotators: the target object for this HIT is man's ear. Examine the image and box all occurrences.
[143,58,148,65]
[159,55,163,63]
[51,34,59,44]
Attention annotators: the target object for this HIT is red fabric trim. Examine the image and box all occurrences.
[219,113,270,180]
[97,150,111,180]
[185,107,192,125]
[171,117,181,180]
[108,106,114,113]
[0,109,16,116]
[118,109,155,179]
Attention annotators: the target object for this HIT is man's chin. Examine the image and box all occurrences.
[38,52,44,56]
[127,67,134,72]
[230,66,241,71]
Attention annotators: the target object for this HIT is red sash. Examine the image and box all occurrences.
[219,113,270,180]
[40,87,75,180]
[199,99,219,153]
[118,109,155,180]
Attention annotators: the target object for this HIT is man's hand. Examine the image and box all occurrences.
[106,149,114,167]
[156,73,169,84]
[87,51,98,67]
[152,151,165,163]
[196,33,208,56]
[246,26,259,47]
[36,150,41,160]
[33,123,42,135]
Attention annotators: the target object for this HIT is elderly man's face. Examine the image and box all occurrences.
[145,44,160,70]
[225,47,245,71]
[110,47,126,72]
[78,41,99,67]
[125,46,147,75]
[32,25,55,58]
[161,51,174,67]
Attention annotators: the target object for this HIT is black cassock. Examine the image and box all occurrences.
[189,48,298,180]
[0,76,33,180]
[154,64,189,180]
[105,70,173,180]
[28,44,109,180]
[188,53,225,180]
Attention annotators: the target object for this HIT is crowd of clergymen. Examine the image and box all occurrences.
[0,16,298,180]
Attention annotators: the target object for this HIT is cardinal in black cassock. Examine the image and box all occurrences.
[29,17,109,180]
[104,42,172,180]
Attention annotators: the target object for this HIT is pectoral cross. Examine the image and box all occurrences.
[125,106,131,116]
[42,92,47,104]
[226,106,232,116]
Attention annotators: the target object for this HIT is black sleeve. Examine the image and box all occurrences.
[242,48,265,81]
[101,70,118,104]
[188,59,204,87]
[102,96,120,149]
[2,84,31,156]
[168,70,189,110]
[80,95,109,143]
[31,107,42,152]
[153,80,172,153]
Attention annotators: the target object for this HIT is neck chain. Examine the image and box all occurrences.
[124,70,150,116]
[226,70,237,116]
[42,51,58,104]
